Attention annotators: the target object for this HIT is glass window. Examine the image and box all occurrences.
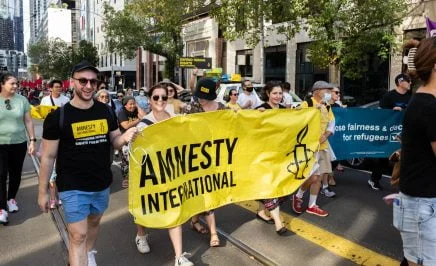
[235,50,253,77]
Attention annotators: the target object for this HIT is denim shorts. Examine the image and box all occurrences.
[393,192,436,265]
[59,188,110,224]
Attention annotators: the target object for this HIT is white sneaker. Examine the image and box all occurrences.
[7,199,19,212]
[135,235,150,254]
[0,209,8,225]
[87,250,97,266]
[175,252,194,266]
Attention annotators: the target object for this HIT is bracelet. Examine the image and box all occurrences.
[29,138,37,142]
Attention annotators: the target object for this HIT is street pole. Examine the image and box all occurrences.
[111,65,115,91]
[260,14,265,84]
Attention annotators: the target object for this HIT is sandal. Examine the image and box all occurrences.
[122,179,129,188]
[190,220,209,235]
[210,233,220,247]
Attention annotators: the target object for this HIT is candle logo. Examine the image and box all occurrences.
[286,124,315,179]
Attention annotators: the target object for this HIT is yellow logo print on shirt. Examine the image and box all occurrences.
[71,119,108,139]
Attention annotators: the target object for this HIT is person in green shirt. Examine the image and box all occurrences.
[0,73,36,225]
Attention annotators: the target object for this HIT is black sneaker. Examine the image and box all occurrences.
[368,179,382,190]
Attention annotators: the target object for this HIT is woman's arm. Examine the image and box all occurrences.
[24,111,36,154]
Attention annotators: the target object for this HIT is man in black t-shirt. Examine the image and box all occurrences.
[37,61,138,266]
[368,73,412,190]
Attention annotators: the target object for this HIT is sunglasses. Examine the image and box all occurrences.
[99,95,109,98]
[168,89,175,93]
[117,95,124,98]
[72,77,98,86]
[231,93,239,96]
[332,91,340,94]
[5,99,11,110]
[152,95,168,101]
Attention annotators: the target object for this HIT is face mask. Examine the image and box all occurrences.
[246,87,253,92]
[323,93,332,103]
[139,92,145,96]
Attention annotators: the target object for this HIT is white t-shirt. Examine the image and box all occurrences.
[282,92,293,106]
[40,94,70,107]
[237,92,261,109]
[137,111,174,131]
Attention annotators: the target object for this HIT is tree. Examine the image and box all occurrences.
[304,0,409,82]
[211,0,304,47]
[28,39,98,80]
[103,0,204,79]
[210,0,410,82]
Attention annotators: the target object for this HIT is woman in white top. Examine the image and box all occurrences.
[160,81,185,116]
[136,84,193,266]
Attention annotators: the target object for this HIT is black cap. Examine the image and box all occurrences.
[195,78,217,100]
[394,73,411,86]
[71,61,99,77]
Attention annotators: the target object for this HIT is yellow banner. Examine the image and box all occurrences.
[30,105,58,120]
[129,109,321,228]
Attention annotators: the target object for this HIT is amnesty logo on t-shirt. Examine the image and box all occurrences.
[71,119,108,139]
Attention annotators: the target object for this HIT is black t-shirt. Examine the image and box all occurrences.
[117,108,138,133]
[379,90,411,109]
[400,93,436,197]
[255,103,286,110]
[43,101,118,192]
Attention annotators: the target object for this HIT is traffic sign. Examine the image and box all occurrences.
[179,57,212,69]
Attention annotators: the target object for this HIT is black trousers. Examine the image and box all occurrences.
[369,158,389,182]
[0,142,27,210]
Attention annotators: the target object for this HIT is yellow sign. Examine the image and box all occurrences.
[129,109,321,228]
[30,105,58,120]
[179,57,212,69]
[71,119,108,139]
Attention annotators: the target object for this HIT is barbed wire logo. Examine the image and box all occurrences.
[286,124,315,179]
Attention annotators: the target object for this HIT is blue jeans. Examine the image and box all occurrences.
[393,192,436,265]
[59,188,110,223]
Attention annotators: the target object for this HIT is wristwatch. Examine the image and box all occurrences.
[29,138,37,142]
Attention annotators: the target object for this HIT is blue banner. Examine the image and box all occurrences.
[330,108,403,160]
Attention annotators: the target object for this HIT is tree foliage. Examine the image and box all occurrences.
[211,0,304,47]
[103,0,203,78]
[305,0,409,80]
[103,0,410,81]
[28,39,98,80]
[211,0,408,80]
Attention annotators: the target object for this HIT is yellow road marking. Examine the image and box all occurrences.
[236,201,399,266]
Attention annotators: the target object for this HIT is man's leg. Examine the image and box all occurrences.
[67,219,88,266]
[86,214,103,252]
[308,174,321,206]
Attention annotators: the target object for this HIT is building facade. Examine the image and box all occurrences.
[91,0,136,90]
[180,1,436,105]
[0,0,14,51]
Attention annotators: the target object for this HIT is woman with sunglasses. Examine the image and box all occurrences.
[161,82,185,115]
[182,78,226,247]
[254,81,291,236]
[118,96,146,188]
[0,73,36,225]
[226,89,242,111]
[95,89,111,105]
[135,84,193,266]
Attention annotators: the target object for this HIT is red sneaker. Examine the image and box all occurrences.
[292,194,303,214]
[306,205,329,217]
